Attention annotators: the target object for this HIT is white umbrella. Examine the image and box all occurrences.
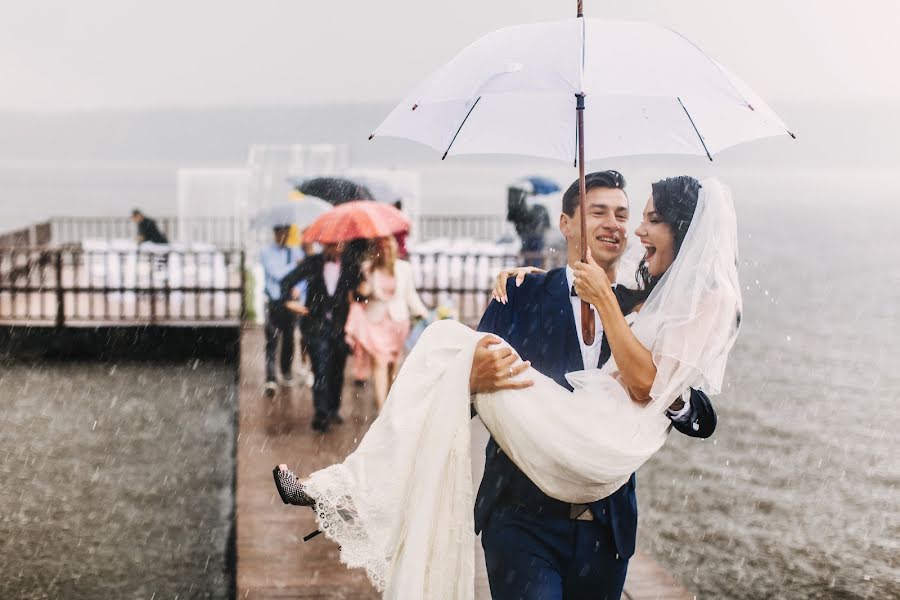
[371,16,793,162]
[370,3,794,342]
[250,197,332,229]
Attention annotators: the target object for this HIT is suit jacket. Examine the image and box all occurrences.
[474,267,717,559]
[280,254,361,339]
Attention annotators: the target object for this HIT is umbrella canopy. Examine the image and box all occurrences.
[302,201,410,244]
[291,177,375,205]
[249,197,333,229]
[371,8,794,345]
[370,18,793,162]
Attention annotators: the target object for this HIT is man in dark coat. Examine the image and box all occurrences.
[281,241,365,433]
[131,209,169,244]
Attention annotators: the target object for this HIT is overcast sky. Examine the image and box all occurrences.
[1,0,898,111]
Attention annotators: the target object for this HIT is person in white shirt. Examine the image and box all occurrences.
[260,225,307,394]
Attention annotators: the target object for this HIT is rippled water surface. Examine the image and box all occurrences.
[637,182,900,599]
[0,361,235,599]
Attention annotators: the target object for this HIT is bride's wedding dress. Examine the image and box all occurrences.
[299,179,742,598]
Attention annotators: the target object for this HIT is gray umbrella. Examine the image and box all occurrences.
[250,197,332,229]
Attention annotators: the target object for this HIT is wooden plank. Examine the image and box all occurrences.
[236,326,379,599]
[236,327,693,599]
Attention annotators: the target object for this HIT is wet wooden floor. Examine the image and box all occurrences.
[236,326,693,599]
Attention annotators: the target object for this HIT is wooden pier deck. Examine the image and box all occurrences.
[236,327,693,599]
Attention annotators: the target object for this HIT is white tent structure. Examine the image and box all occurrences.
[175,167,251,248]
[246,144,350,212]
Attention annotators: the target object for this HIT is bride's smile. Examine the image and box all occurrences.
[636,196,677,277]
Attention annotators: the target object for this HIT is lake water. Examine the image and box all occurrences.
[1,159,898,598]
[0,360,235,599]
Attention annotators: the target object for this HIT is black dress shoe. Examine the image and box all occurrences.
[272,466,316,506]
[311,416,329,433]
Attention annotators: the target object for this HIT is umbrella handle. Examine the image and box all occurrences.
[580,299,595,346]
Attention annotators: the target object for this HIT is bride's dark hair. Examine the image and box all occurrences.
[636,176,702,297]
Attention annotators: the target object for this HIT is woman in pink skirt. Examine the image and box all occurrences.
[345,236,428,410]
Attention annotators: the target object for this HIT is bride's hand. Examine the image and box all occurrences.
[491,266,546,304]
[572,253,613,306]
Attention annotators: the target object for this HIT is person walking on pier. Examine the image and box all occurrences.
[131,209,169,244]
[345,235,428,411]
[281,240,367,433]
[261,224,307,395]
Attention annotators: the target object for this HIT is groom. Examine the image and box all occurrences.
[469,170,716,599]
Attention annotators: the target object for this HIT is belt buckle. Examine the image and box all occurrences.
[569,504,594,521]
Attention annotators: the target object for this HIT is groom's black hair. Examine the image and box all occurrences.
[561,170,627,217]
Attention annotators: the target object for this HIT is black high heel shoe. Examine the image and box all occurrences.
[272,465,316,506]
[272,465,323,541]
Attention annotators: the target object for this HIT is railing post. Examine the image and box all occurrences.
[55,250,65,328]
[239,250,247,322]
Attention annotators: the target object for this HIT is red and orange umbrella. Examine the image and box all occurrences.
[302,200,410,244]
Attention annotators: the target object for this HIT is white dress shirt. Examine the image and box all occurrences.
[323,260,341,296]
[565,265,607,371]
[565,265,691,422]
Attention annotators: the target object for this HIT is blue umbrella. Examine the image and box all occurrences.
[250,197,332,229]
[514,176,561,196]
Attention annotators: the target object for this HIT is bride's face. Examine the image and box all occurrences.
[635,195,676,277]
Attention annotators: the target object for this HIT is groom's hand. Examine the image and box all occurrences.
[469,335,533,394]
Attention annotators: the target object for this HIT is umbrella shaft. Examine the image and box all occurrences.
[576,93,595,346]
[576,95,587,263]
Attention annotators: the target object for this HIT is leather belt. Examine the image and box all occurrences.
[502,500,596,521]
[569,504,594,521]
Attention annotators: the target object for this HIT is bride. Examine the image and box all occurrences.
[273,177,741,598]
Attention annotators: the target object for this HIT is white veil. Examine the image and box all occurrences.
[631,177,743,413]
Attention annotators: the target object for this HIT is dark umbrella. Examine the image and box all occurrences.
[291,177,375,205]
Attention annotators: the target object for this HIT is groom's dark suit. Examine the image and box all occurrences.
[475,267,716,599]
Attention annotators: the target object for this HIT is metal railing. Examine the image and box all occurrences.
[47,216,245,248]
[0,215,563,327]
[417,214,514,241]
[408,248,565,325]
[39,214,514,247]
[0,222,52,248]
[0,246,246,327]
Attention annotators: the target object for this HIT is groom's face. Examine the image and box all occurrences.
[560,187,629,266]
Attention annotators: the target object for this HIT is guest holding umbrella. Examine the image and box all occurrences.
[281,201,409,432]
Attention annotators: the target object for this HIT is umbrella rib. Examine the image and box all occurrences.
[442,96,482,160]
[677,97,713,162]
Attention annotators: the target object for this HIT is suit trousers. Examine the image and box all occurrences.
[482,505,628,600]
[305,332,349,420]
[264,302,296,383]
